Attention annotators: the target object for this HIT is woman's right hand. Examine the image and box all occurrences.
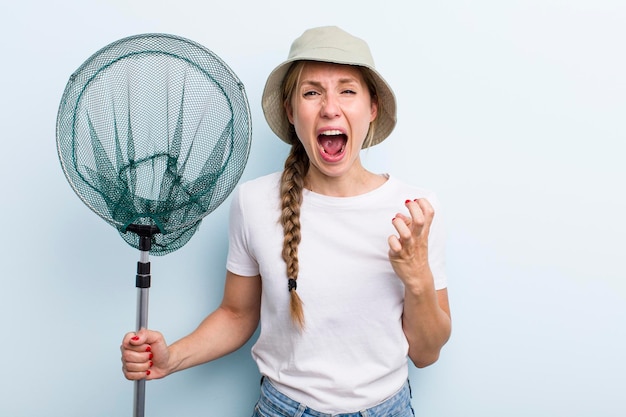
[121,329,169,380]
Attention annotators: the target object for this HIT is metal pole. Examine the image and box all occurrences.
[133,234,152,417]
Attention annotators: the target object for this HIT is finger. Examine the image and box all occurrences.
[122,331,139,345]
[121,346,153,364]
[392,215,413,242]
[122,357,152,372]
[122,360,152,380]
[389,217,414,258]
[122,331,148,348]
[413,198,434,222]
[136,328,167,346]
[124,328,163,352]
[121,331,154,367]
[405,199,425,227]
[122,365,153,381]
[387,234,402,254]
[406,198,435,233]
[121,338,149,355]
[121,349,154,380]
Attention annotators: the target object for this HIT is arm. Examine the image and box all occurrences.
[402,285,451,368]
[389,199,452,368]
[121,271,261,380]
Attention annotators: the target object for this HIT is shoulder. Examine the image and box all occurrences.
[231,171,282,213]
[385,174,441,208]
[237,172,282,194]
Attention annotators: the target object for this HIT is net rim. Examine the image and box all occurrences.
[56,32,252,236]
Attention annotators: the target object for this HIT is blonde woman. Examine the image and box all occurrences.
[121,26,451,417]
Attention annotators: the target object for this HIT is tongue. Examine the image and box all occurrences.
[320,135,344,155]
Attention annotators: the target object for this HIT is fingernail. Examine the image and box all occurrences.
[146,346,152,352]
[131,336,139,341]
[405,199,411,204]
[414,199,418,202]
[149,361,153,368]
[392,217,396,222]
[149,353,154,360]
[146,370,151,376]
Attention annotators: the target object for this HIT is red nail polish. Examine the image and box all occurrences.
[149,353,153,360]
[146,346,152,352]
[405,199,411,204]
[392,217,396,222]
[146,370,151,376]
[131,336,139,341]
[414,199,418,202]
[149,361,153,368]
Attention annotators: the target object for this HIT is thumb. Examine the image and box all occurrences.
[130,328,167,350]
[128,329,143,346]
[128,328,156,346]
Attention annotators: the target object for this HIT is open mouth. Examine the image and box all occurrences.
[318,130,347,159]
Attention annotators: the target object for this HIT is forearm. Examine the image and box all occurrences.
[402,275,451,368]
[167,304,259,375]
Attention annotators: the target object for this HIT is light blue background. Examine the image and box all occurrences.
[1,1,624,416]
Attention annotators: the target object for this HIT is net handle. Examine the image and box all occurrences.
[129,226,159,417]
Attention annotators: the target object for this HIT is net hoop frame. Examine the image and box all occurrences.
[56,32,252,238]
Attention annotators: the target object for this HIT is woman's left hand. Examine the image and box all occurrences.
[388,198,434,287]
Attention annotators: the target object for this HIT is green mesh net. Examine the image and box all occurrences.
[56,33,251,255]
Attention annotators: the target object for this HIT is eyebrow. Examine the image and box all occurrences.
[299,77,361,88]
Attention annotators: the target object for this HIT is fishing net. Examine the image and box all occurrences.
[56,33,251,255]
[56,33,252,417]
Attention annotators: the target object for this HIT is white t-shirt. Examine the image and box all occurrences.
[226,172,447,413]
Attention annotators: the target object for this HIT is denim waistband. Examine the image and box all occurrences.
[257,377,413,417]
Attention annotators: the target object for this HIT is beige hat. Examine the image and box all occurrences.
[261,26,397,147]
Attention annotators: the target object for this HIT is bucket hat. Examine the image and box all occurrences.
[261,26,397,147]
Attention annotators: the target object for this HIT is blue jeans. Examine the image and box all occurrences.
[252,377,415,417]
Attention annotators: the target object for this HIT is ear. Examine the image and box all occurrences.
[285,100,295,124]
[369,98,378,123]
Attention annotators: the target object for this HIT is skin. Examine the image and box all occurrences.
[120,61,451,380]
[285,62,382,196]
[391,199,451,367]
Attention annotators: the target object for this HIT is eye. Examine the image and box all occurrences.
[341,88,357,95]
[303,90,319,97]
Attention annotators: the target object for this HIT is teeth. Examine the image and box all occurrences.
[320,130,343,136]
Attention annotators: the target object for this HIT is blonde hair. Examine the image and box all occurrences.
[278,61,379,328]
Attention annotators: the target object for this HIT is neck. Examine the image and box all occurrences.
[305,166,386,197]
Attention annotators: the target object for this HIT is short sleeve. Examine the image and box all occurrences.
[225,185,260,277]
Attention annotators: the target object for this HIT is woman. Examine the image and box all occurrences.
[121,26,451,416]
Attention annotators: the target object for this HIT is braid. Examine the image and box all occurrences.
[280,140,309,329]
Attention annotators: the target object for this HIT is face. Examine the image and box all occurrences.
[285,62,378,184]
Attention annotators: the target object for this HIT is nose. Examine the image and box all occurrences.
[320,93,340,118]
